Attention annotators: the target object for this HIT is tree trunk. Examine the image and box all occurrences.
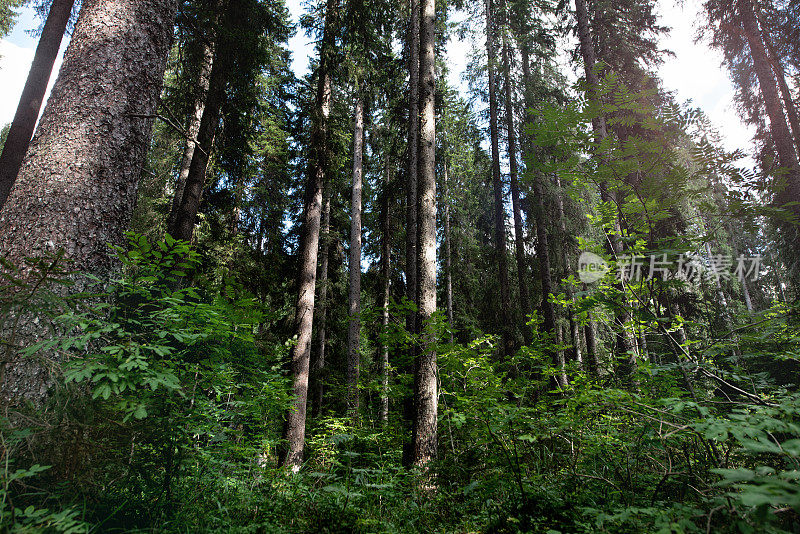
[485,0,513,358]
[311,183,331,418]
[553,173,583,369]
[347,96,364,418]
[166,38,215,232]
[282,0,337,469]
[763,32,800,159]
[443,157,454,343]
[0,0,178,404]
[0,0,75,211]
[406,0,420,332]
[167,39,227,242]
[411,0,437,469]
[499,0,531,340]
[740,0,800,224]
[379,152,391,426]
[517,39,563,384]
[574,0,636,385]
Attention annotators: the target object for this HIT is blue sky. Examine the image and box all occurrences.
[0,0,754,158]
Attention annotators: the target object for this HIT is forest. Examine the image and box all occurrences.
[0,0,799,531]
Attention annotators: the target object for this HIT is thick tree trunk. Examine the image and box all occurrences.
[167,39,215,232]
[0,0,75,211]
[311,183,331,418]
[443,157,454,343]
[347,96,364,417]
[168,41,227,242]
[0,0,178,404]
[379,153,391,426]
[740,0,800,224]
[412,0,437,469]
[485,0,513,358]
[282,0,337,469]
[499,0,530,342]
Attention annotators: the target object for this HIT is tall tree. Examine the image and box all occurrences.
[379,149,391,425]
[311,184,332,417]
[0,0,178,403]
[282,0,338,469]
[406,0,420,332]
[411,0,436,468]
[485,0,513,358]
[738,0,800,226]
[0,0,75,210]
[347,95,365,416]
[498,0,531,341]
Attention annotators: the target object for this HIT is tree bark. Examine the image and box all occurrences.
[0,0,178,404]
[347,96,364,418]
[379,152,391,426]
[166,38,215,232]
[485,0,513,358]
[311,183,332,418]
[740,0,800,224]
[412,0,437,469]
[0,0,75,211]
[282,0,337,469]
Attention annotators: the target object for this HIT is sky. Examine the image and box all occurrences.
[0,0,754,158]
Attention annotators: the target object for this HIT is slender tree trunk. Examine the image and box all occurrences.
[406,0,420,330]
[553,173,583,369]
[485,0,513,358]
[282,0,337,469]
[517,40,564,385]
[311,183,331,418]
[574,0,636,384]
[379,152,391,426]
[0,0,75,211]
[347,96,365,418]
[499,0,530,339]
[760,16,800,158]
[0,0,178,404]
[167,39,215,231]
[443,157,454,343]
[168,41,227,242]
[412,0,437,469]
[583,317,599,376]
[740,0,800,224]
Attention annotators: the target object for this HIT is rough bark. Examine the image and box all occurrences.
[554,173,583,369]
[485,0,513,358]
[167,38,227,242]
[740,0,800,224]
[166,39,215,232]
[0,0,75,211]
[0,0,178,404]
[347,96,364,417]
[311,183,332,418]
[499,0,530,342]
[379,152,391,426]
[411,0,437,469]
[282,0,337,469]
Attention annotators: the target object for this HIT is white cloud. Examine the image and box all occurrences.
[0,36,66,129]
[656,0,756,156]
[0,40,34,126]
